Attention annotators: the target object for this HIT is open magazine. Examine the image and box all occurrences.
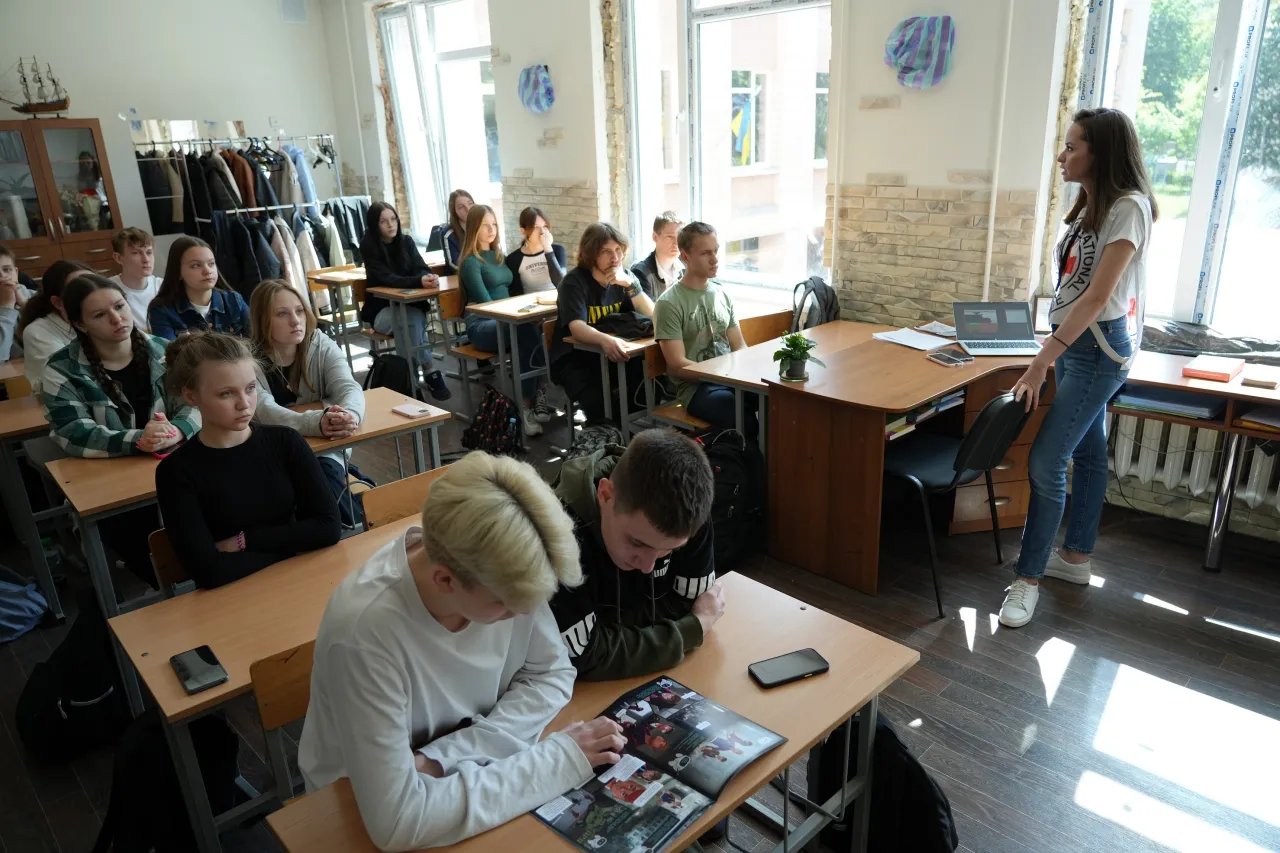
[533,676,785,853]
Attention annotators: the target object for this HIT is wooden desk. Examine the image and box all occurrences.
[466,295,557,439]
[0,358,23,382]
[308,267,364,368]
[298,386,451,470]
[365,278,462,400]
[766,334,1037,594]
[0,395,64,620]
[266,572,919,853]
[565,334,657,441]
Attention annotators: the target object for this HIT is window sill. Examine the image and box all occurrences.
[729,164,779,178]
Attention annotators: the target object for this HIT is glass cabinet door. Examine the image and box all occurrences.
[0,128,50,241]
[41,126,115,235]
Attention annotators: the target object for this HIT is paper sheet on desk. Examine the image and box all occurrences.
[873,328,951,351]
[915,321,956,337]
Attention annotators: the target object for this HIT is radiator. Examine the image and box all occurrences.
[1108,414,1280,512]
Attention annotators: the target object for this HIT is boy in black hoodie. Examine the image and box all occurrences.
[551,429,725,681]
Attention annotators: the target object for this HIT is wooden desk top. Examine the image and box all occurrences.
[683,321,894,392]
[1123,350,1280,406]
[466,293,558,322]
[312,268,366,285]
[765,335,1034,413]
[565,335,655,357]
[43,388,448,518]
[111,516,416,722]
[0,395,48,441]
[366,276,460,303]
[0,359,23,382]
[265,572,918,853]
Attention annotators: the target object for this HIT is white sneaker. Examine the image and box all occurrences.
[522,408,543,437]
[999,579,1040,628]
[1044,551,1092,585]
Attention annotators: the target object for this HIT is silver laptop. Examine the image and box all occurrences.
[952,302,1042,357]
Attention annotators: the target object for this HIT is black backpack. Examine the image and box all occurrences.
[791,276,840,332]
[809,712,959,852]
[363,353,414,397]
[698,429,765,571]
[15,588,130,761]
[93,707,241,853]
[461,387,523,455]
[595,311,654,340]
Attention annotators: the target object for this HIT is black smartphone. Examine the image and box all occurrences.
[170,645,229,695]
[748,648,830,689]
[928,345,975,367]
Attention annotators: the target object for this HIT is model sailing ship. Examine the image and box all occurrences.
[1,57,70,115]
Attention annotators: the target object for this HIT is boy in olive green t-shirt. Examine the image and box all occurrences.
[654,222,753,434]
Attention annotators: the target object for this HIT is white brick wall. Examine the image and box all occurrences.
[501,177,603,260]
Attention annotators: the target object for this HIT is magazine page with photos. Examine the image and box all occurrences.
[534,676,785,853]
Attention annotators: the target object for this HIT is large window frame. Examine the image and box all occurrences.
[1080,0,1274,329]
[377,0,500,235]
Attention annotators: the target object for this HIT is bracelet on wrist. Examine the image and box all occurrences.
[1051,333,1069,349]
[237,531,246,552]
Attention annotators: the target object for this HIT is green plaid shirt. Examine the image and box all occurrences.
[41,335,201,458]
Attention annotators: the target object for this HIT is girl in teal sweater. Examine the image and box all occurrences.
[459,205,551,435]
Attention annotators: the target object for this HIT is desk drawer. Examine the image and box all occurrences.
[12,244,62,272]
[952,479,1029,532]
[61,240,120,277]
[966,404,1047,446]
[989,444,1030,484]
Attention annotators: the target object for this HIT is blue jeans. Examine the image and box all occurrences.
[1015,318,1132,578]
[466,316,544,400]
[374,305,433,369]
[687,382,758,438]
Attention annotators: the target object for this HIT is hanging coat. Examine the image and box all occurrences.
[220,150,256,210]
[322,213,347,267]
[161,154,185,227]
[249,220,282,282]
[203,155,240,211]
[295,225,328,311]
[283,145,319,217]
[184,153,213,233]
[272,215,308,306]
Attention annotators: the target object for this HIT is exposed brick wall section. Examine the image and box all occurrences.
[600,0,632,235]
[501,177,602,260]
[1104,477,1280,544]
[824,181,1038,325]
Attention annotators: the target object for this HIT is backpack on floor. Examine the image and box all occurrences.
[791,276,840,332]
[809,712,959,852]
[567,423,625,460]
[697,429,766,571]
[15,588,130,761]
[93,707,240,853]
[461,387,523,455]
[363,353,413,397]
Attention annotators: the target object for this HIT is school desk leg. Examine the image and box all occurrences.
[616,359,631,442]
[428,426,442,469]
[0,439,63,621]
[165,717,223,853]
[734,388,745,436]
[80,517,144,715]
[394,302,422,400]
[1204,431,1244,572]
[331,283,352,372]
[849,696,877,853]
[508,321,528,448]
[411,431,425,474]
[599,354,613,421]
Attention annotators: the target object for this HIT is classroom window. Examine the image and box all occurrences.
[627,0,832,290]
[377,0,503,235]
[1084,0,1278,336]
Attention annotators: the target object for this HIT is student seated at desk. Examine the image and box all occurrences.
[18,260,93,393]
[631,210,683,299]
[551,428,724,680]
[156,331,340,589]
[503,206,566,294]
[249,279,366,526]
[549,222,654,425]
[358,201,451,401]
[460,204,551,434]
[0,245,35,361]
[298,451,623,852]
[108,227,160,332]
[148,236,251,340]
[439,188,473,275]
[655,221,754,435]
[42,274,200,584]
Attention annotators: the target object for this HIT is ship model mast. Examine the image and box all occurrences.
[3,55,71,115]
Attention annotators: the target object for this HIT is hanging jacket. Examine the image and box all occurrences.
[228,219,262,298]
[248,220,281,282]
[322,214,346,267]
[184,152,213,234]
[136,153,172,235]
[161,155,184,228]
[283,145,319,217]
[272,150,305,212]
[219,151,256,210]
[243,151,280,211]
[202,155,239,211]
[305,214,332,267]
[295,225,329,311]
[272,215,308,305]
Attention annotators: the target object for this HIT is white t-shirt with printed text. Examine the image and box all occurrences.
[1051,193,1152,336]
[109,274,161,331]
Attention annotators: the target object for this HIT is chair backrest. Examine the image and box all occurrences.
[249,640,315,732]
[3,375,32,399]
[148,529,187,594]
[953,392,1033,475]
[437,278,464,320]
[361,466,449,530]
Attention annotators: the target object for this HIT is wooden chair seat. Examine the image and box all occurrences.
[451,343,496,361]
[651,402,710,431]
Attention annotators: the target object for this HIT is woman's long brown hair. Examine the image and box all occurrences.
[63,274,154,409]
[458,204,503,268]
[249,279,317,394]
[1064,108,1159,232]
[447,188,474,243]
[152,236,232,310]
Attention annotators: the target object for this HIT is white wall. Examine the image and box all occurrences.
[831,0,1064,190]
[321,0,388,203]
[0,0,343,240]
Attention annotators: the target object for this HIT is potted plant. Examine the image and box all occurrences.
[773,332,825,381]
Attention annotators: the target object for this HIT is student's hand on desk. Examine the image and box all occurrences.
[601,336,629,363]
[321,406,358,439]
[561,717,625,767]
[414,751,444,778]
[692,580,726,634]
[1012,361,1049,412]
[421,273,439,287]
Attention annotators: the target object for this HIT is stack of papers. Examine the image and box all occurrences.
[915,321,957,337]
[885,415,916,441]
[873,328,950,351]
[1236,406,1280,433]
[1112,386,1225,420]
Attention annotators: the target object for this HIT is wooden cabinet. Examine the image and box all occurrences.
[949,368,1055,534]
[0,118,123,281]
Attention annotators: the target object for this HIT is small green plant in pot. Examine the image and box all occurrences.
[773,332,825,380]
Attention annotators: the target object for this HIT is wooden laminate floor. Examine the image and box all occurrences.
[1,360,1278,853]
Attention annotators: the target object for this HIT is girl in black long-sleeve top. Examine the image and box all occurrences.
[155,331,340,588]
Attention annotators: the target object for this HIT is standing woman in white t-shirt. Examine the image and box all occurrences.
[1000,108,1157,629]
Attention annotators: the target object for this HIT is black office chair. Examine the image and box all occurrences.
[883,392,1034,618]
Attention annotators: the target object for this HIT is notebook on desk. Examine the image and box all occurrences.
[1182,355,1245,382]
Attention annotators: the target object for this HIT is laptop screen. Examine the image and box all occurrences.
[953,302,1035,341]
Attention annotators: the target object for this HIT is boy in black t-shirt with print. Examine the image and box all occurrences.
[550,222,655,425]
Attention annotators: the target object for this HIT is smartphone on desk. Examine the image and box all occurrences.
[748,648,830,689]
[927,346,975,368]
[171,646,228,695]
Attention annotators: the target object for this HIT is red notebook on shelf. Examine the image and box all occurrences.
[1182,355,1245,382]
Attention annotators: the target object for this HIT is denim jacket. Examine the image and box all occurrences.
[148,289,251,341]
